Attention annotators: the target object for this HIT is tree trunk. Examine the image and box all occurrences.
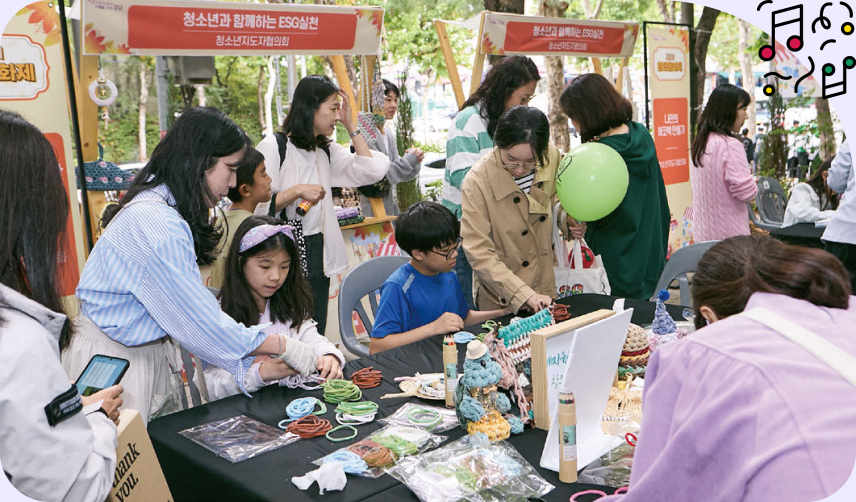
[738,19,756,138]
[815,97,836,159]
[579,0,603,19]
[680,2,693,25]
[656,0,673,22]
[137,58,150,161]
[264,56,276,134]
[257,65,265,131]
[195,85,205,106]
[484,0,524,13]
[692,8,720,127]
[541,1,571,152]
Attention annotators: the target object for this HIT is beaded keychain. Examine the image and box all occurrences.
[335,401,379,425]
[321,379,363,403]
[322,450,368,474]
[277,397,327,428]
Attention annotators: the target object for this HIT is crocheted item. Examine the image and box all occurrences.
[652,289,677,335]
[453,341,522,440]
[336,206,361,221]
[620,324,650,372]
[484,331,531,425]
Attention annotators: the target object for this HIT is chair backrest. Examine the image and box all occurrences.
[338,255,409,358]
[654,240,719,307]
[755,176,787,226]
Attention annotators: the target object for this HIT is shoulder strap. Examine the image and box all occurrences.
[739,307,856,387]
[274,132,288,171]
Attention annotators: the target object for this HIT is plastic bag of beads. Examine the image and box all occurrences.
[179,415,300,463]
[381,403,460,433]
[388,433,554,502]
[313,425,447,478]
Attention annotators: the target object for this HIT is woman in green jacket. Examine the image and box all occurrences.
[559,73,669,299]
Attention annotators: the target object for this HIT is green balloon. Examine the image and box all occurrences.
[555,142,629,222]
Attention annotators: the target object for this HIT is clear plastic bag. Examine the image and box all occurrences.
[578,442,636,488]
[313,425,447,478]
[388,434,554,502]
[179,415,299,463]
[381,403,460,433]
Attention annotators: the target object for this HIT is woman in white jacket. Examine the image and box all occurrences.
[255,75,389,335]
[0,111,122,501]
[782,157,839,227]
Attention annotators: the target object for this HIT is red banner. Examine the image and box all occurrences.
[652,97,690,185]
[127,6,358,51]
[504,21,625,55]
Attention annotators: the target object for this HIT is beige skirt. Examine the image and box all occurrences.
[62,316,185,424]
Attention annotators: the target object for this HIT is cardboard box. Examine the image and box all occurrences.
[107,409,173,502]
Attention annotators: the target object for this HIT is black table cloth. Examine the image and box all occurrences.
[770,223,825,249]
[148,294,683,501]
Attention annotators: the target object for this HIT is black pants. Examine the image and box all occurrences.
[304,233,330,336]
[825,240,856,293]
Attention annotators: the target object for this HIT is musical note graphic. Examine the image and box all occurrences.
[821,56,856,98]
[758,4,804,61]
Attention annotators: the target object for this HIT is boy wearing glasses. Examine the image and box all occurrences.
[369,201,509,353]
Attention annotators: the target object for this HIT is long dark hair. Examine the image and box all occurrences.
[804,158,840,211]
[461,55,540,139]
[282,75,338,151]
[559,73,633,143]
[0,111,72,345]
[494,106,550,168]
[219,216,313,329]
[691,84,751,167]
[692,235,851,330]
[102,107,248,266]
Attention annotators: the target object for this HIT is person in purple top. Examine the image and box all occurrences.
[603,235,855,502]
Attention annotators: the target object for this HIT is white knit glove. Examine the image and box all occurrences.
[278,338,318,377]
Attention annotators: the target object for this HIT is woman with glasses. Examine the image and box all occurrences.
[461,106,585,313]
[443,55,541,310]
[559,73,670,300]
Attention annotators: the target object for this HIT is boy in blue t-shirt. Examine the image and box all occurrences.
[370,201,509,354]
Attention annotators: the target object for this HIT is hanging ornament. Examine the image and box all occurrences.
[88,63,118,107]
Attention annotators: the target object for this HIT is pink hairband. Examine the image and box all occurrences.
[239,224,295,253]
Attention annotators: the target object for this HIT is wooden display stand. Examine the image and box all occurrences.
[530,309,614,430]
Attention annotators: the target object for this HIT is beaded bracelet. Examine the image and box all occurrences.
[322,450,368,475]
[285,415,332,439]
[326,424,358,442]
[350,367,382,389]
[321,379,363,403]
[277,397,327,428]
[406,406,442,429]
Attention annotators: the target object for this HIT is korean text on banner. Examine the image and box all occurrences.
[479,11,638,57]
[647,24,694,252]
[83,0,383,56]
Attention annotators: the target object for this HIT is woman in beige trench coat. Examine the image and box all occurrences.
[461,106,586,313]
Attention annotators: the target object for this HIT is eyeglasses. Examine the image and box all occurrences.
[499,151,542,172]
[429,237,463,260]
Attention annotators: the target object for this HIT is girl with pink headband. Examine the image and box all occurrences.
[199,216,344,399]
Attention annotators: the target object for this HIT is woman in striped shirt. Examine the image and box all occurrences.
[63,108,304,423]
[443,55,540,309]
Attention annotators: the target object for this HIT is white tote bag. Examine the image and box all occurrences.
[553,205,611,298]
